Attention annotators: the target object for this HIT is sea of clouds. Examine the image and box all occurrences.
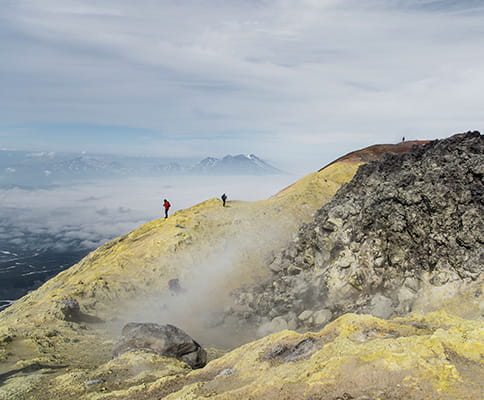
[0,174,297,253]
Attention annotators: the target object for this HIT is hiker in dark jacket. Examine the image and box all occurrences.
[163,199,171,218]
[221,193,227,207]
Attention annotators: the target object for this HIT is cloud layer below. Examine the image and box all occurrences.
[0,174,296,252]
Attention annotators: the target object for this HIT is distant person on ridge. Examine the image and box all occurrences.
[163,198,171,218]
[402,136,405,142]
[221,193,227,207]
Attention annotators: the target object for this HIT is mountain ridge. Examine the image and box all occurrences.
[0,152,282,188]
[0,133,482,400]
[194,153,283,175]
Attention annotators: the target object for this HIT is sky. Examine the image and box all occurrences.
[1,0,484,172]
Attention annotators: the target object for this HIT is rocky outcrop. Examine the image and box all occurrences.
[55,298,81,321]
[230,132,483,332]
[113,323,207,369]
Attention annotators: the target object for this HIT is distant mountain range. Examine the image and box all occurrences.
[0,151,284,187]
[194,154,282,175]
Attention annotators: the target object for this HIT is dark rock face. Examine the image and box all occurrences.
[113,323,207,369]
[230,132,483,332]
[56,298,81,321]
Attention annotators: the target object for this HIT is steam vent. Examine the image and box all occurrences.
[1,132,483,400]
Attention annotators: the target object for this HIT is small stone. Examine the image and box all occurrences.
[287,265,302,275]
[389,253,403,265]
[313,309,332,326]
[218,368,236,376]
[262,344,289,360]
[404,277,420,292]
[284,337,316,361]
[328,217,344,227]
[374,256,385,268]
[85,379,104,387]
[268,262,282,273]
[303,251,314,266]
[369,294,393,319]
[298,310,313,321]
[270,316,288,332]
[256,316,288,337]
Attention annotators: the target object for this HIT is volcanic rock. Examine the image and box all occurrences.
[113,323,207,369]
[56,298,81,321]
[232,132,484,328]
[313,309,332,326]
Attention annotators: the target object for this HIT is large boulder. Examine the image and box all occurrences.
[56,298,81,321]
[113,323,207,369]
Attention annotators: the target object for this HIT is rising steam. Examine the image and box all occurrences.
[116,208,296,349]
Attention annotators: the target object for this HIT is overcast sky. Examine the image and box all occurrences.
[1,0,483,172]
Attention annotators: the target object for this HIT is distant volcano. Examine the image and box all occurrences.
[0,151,283,188]
[193,154,283,175]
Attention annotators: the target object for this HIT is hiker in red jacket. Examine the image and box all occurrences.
[163,199,171,218]
[168,278,182,295]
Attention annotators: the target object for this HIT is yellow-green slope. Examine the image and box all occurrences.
[0,159,361,372]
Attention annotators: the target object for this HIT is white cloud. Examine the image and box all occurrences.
[0,1,483,171]
[0,174,297,252]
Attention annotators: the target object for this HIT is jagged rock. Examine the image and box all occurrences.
[218,368,236,376]
[56,298,81,321]
[287,265,302,275]
[113,323,207,369]
[268,262,283,273]
[231,132,484,326]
